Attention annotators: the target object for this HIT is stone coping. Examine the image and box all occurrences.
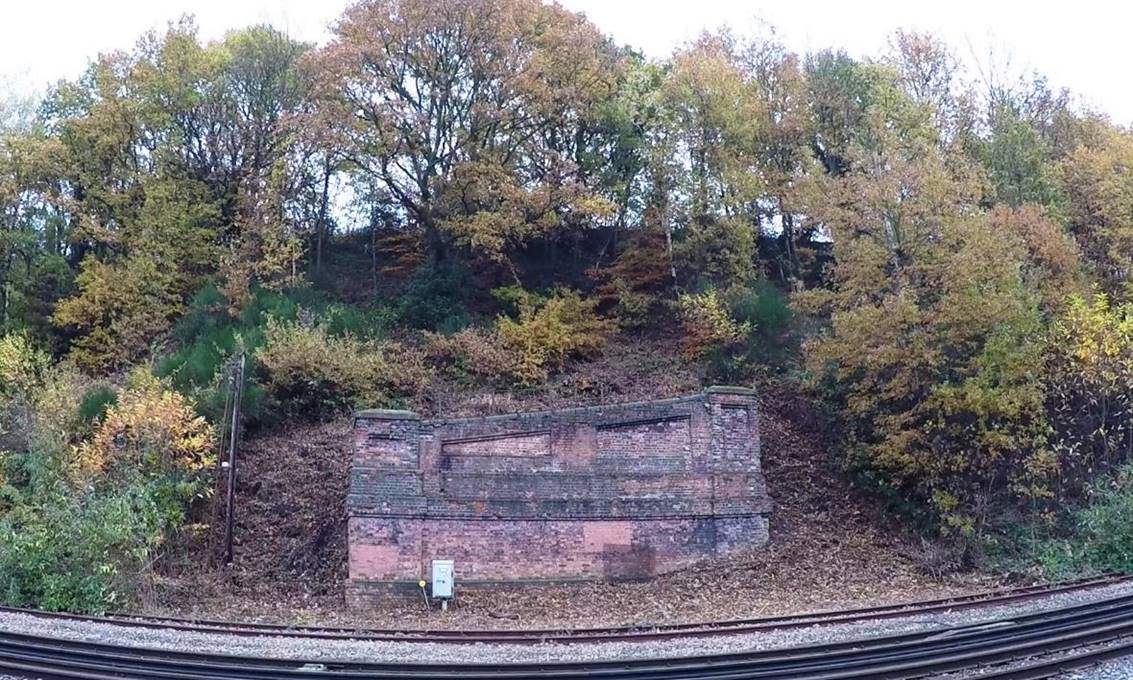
[353,386,756,423]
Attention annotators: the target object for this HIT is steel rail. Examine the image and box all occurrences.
[3,592,1133,679]
[976,638,1133,679]
[0,573,1126,645]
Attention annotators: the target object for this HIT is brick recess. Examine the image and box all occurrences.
[346,387,771,603]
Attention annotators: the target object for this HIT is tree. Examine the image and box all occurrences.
[654,32,765,289]
[741,30,819,287]
[1058,124,1133,295]
[0,110,72,341]
[984,107,1065,210]
[37,20,313,358]
[1046,294,1133,499]
[884,30,968,145]
[303,0,619,274]
[798,104,1068,533]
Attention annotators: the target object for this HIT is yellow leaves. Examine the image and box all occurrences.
[803,198,1074,531]
[219,162,305,315]
[1015,449,1060,500]
[425,328,517,382]
[589,227,673,329]
[495,288,613,385]
[986,206,1086,312]
[52,254,183,373]
[0,334,48,399]
[440,159,614,267]
[429,289,613,387]
[1058,125,1133,289]
[676,289,751,359]
[69,371,214,486]
[1054,294,1133,368]
[254,316,431,417]
[256,318,383,404]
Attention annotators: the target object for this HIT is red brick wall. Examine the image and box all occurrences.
[347,387,770,602]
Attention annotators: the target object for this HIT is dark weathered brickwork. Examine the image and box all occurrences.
[347,387,771,602]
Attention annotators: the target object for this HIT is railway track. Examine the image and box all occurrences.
[0,573,1127,644]
[2,588,1133,678]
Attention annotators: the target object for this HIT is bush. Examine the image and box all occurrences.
[726,281,792,349]
[78,386,117,425]
[0,336,94,475]
[426,327,518,384]
[397,261,476,331]
[160,286,396,427]
[254,317,429,419]
[0,333,49,401]
[495,288,613,385]
[324,302,398,341]
[589,228,673,330]
[21,363,94,476]
[0,481,180,612]
[676,289,750,359]
[696,281,796,380]
[1075,475,1133,574]
[69,371,215,486]
[1028,465,1133,580]
[1045,294,1133,498]
[0,364,215,613]
[52,254,183,373]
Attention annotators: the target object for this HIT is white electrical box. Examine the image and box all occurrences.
[431,559,454,599]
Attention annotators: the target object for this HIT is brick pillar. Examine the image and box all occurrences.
[347,410,425,602]
[705,385,760,471]
[704,386,762,557]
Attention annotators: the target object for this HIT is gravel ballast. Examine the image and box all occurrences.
[1059,653,1133,679]
[4,581,1133,666]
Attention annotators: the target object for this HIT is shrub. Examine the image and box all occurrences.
[1075,471,1133,574]
[69,370,215,487]
[161,285,319,393]
[23,363,94,472]
[52,254,183,373]
[254,317,429,419]
[78,386,118,425]
[1045,293,1133,498]
[379,341,433,399]
[0,481,180,612]
[324,302,398,341]
[0,333,48,401]
[397,261,475,331]
[589,228,673,330]
[0,365,214,613]
[0,336,94,473]
[425,327,518,384]
[495,288,613,385]
[676,289,750,359]
[1030,465,1133,579]
[727,281,792,345]
[609,279,656,330]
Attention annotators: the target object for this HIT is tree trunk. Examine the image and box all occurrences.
[314,157,332,274]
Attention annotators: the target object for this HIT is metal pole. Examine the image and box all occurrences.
[208,378,233,566]
[223,352,245,566]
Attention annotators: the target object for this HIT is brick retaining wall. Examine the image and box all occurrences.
[346,387,771,603]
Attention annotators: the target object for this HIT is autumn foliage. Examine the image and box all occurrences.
[3,0,1133,589]
[69,371,214,485]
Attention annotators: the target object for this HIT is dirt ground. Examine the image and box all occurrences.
[145,341,1007,629]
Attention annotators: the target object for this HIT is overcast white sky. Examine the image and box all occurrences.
[2,0,1131,123]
